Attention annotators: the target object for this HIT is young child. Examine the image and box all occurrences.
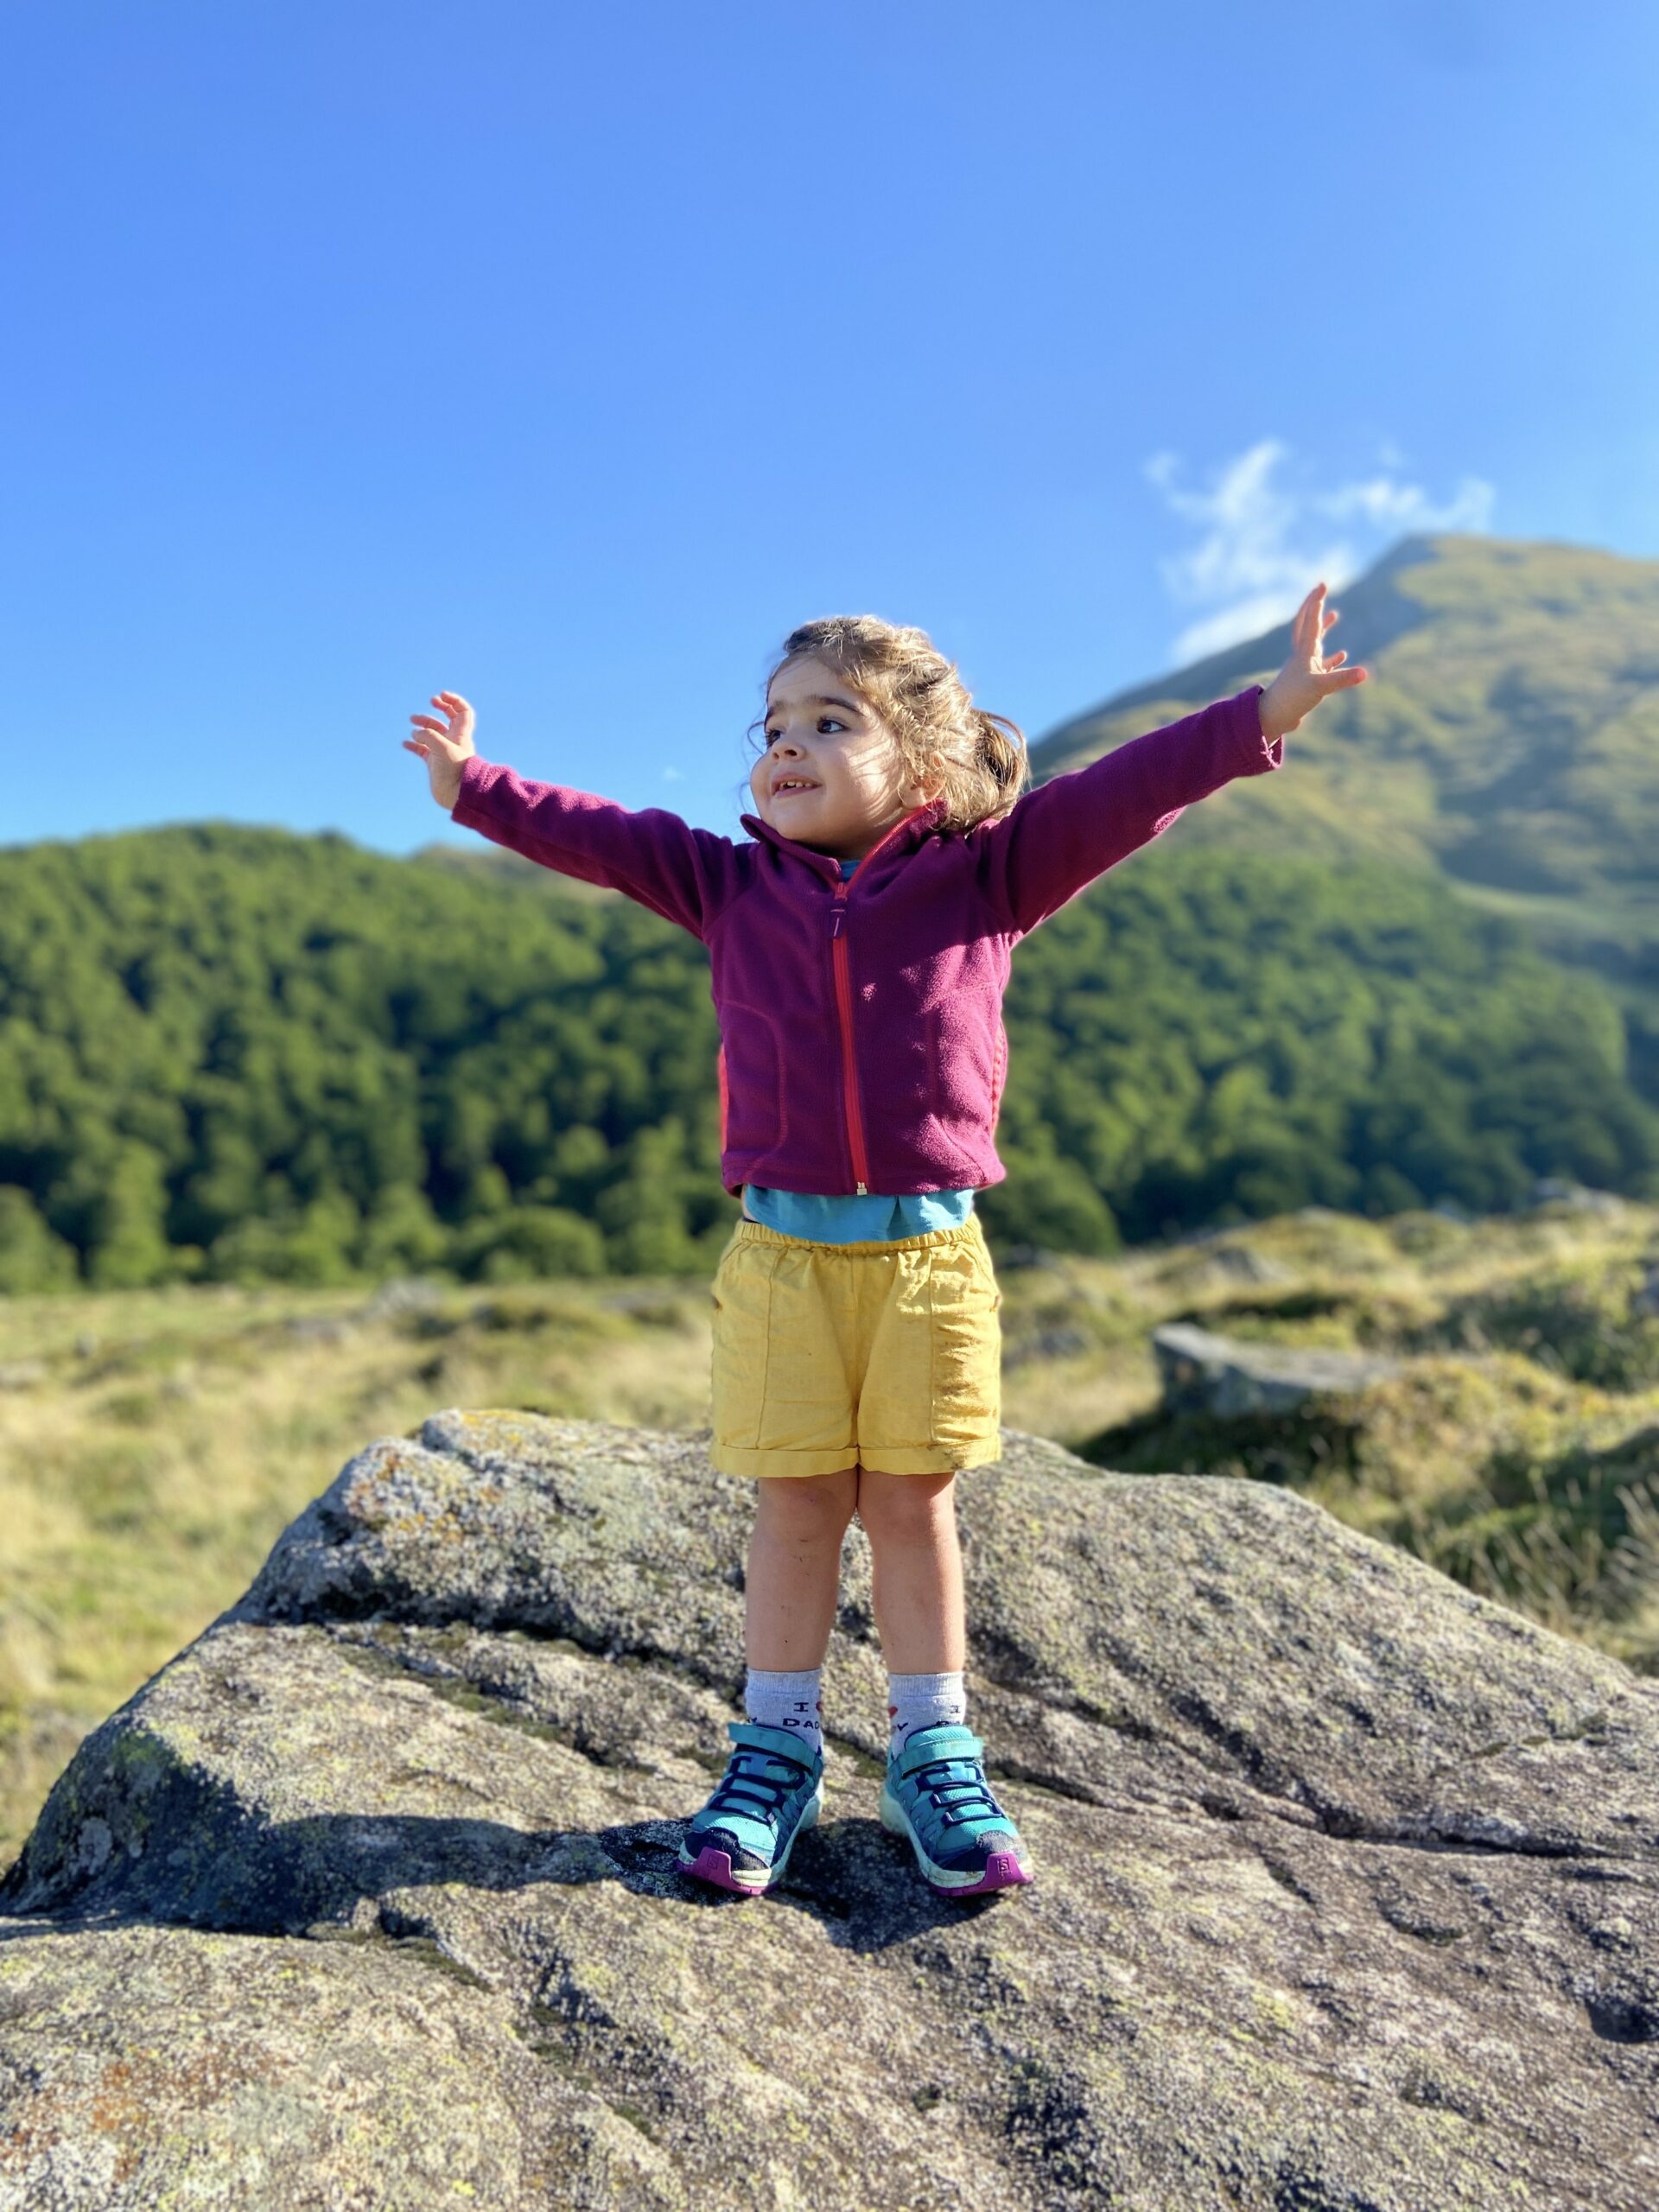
[404,584,1366,1901]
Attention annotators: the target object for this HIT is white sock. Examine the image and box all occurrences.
[744,1666,823,1760]
[887,1669,968,1758]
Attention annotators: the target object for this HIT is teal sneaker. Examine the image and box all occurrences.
[677,1721,824,1896]
[880,1722,1033,1897]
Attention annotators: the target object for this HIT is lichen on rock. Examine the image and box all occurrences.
[3,1411,1657,2209]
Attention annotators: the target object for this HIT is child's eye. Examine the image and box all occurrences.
[761,716,844,744]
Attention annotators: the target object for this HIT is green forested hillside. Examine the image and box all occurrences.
[2,809,1654,1288]
[994,849,1659,1247]
[0,824,731,1290]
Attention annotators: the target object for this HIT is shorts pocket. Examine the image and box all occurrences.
[710,1246,774,1454]
[709,1230,743,1302]
[711,1242,860,1463]
[860,1237,1001,1461]
[968,1224,1002,1310]
[926,1240,1002,1455]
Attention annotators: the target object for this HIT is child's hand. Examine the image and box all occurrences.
[404,691,477,810]
[1258,584,1368,741]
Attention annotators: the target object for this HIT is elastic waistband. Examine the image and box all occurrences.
[728,1214,987,1257]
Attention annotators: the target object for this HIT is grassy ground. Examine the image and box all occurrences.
[5,1192,1659,1874]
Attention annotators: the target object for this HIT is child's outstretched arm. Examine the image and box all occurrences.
[405,690,741,943]
[980,583,1367,938]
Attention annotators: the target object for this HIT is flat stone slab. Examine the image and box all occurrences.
[1154,1319,1407,1415]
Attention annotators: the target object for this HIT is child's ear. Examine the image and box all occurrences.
[906,754,946,806]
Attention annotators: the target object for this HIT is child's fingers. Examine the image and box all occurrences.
[1294,582,1325,656]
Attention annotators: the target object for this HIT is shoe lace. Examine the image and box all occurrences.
[703,1746,812,1832]
[906,1753,1003,1835]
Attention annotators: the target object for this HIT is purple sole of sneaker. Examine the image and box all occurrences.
[931,1850,1034,1898]
[678,1843,769,1895]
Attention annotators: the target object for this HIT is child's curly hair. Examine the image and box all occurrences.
[746,614,1031,836]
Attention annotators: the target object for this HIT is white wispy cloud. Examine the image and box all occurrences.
[1143,439,1496,664]
[661,765,684,781]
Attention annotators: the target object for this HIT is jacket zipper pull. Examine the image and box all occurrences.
[830,906,845,938]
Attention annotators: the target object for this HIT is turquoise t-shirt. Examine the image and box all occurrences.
[741,856,978,1244]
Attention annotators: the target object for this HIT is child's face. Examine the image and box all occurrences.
[751,656,938,861]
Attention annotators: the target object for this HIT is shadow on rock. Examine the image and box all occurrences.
[0,1661,1007,1951]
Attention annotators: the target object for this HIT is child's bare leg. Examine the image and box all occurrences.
[857,1465,1030,1894]
[746,1469,859,1669]
[854,1468,965,1673]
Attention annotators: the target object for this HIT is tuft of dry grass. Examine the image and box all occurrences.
[0,1273,718,1869]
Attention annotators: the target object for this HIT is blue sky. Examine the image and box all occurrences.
[3,2,1655,856]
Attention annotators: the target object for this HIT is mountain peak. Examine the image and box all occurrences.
[1029,531,1659,914]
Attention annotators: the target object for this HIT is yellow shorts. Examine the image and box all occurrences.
[708,1213,1003,1479]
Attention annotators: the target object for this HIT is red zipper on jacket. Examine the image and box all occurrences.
[828,804,935,1195]
[829,897,869,1192]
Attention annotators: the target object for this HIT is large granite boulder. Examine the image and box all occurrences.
[2,1410,1656,2210]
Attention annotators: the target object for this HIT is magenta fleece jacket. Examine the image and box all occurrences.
[449,683,1281,1199]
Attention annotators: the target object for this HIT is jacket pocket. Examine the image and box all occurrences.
[716,1002,785,1156]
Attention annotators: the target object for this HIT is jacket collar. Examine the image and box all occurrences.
[739,796,948,880]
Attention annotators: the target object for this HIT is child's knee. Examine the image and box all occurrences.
[754,1468,858,1541]
[855,1466,957,1541]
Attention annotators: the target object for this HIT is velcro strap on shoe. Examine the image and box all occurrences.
[895,1725,984,1781]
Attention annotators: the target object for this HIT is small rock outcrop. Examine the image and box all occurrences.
[1153,1319,1406,1416]
[3,1411,1657,2210]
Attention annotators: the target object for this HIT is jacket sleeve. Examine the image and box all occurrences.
[978,685,1284,938]
[448,755,743,943]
